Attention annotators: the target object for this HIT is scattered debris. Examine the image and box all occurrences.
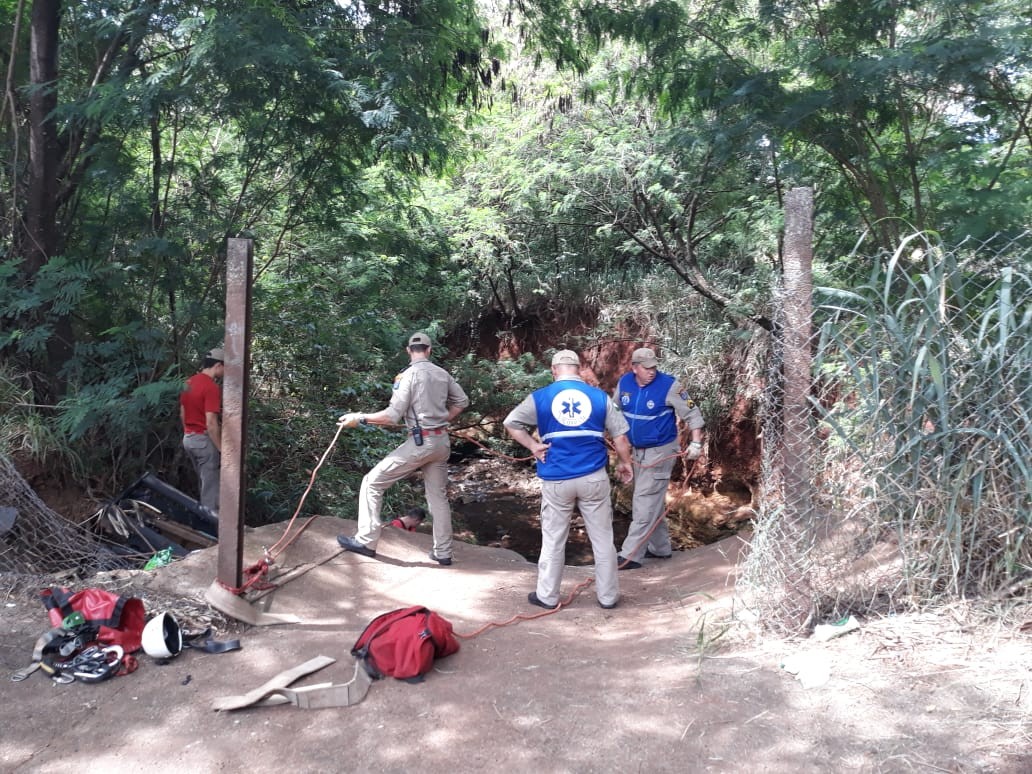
[781,651,831,689]
[813,614,861,642]
[90,472,218,566]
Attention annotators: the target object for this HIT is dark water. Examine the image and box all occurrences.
[451,495,632,565]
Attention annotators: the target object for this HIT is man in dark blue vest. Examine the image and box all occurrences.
[615,347,705,569]
[504,350,634,610]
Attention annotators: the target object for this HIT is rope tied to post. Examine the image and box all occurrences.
[218,421,349,596]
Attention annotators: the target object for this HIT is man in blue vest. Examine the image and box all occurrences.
[615,347,705,569]
[504,350,634,610]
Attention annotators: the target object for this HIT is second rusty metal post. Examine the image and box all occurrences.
[217,237,253,590]
[781,186,815,524]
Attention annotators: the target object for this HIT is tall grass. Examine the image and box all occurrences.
[742,234,1030,633]
[810,234,1031,603]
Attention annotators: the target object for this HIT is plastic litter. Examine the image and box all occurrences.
[780,651,831,689]
[812,614,860,642]
[143,546,175,571]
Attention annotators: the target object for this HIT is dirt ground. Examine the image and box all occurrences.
[2,515,1031,774]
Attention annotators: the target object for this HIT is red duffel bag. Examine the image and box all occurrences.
[351,605,460,683]
[40,586,146,654]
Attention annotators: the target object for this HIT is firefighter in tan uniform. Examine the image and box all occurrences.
[336,332,469,566]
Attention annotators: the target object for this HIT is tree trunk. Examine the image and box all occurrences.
[23,0,60,276]
[21,0,73,399]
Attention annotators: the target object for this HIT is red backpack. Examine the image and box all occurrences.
[40,587,146,654]
[351,606,460,683]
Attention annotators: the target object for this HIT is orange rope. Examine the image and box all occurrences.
[265,421,348,559]
[219,421,348,595]
[220,423,526,595]
[454,575,598,638]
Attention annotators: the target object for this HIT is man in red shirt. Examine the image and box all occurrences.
[389,506,427,532]
[179,348,224,514]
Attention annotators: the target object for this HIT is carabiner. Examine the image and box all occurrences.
[57,644,124,683]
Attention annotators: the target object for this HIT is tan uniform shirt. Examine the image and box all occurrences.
[663,380,706,430]
[385,360,469,430]
[613,378,706,431]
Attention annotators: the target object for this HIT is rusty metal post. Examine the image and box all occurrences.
[217,238,253,590]
[782,187,815,523]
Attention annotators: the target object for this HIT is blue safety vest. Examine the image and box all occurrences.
[617,372,677,448]
[531,379,609,481]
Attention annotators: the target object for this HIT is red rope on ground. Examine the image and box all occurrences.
[218,421,348,595]
[454,575,598,638]
[216,558,273,594]
[453,505,673,640]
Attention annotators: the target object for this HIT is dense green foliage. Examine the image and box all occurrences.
[1,0,1030,550]
[513,0,1032,249]
[2,0,502,507]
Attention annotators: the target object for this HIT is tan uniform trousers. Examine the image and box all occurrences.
[619,440,677,562]
[354,432,453,557]
[537,467,618,608]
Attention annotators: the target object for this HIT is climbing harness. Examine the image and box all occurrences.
[46,645,125,684]
[10,623,125,684]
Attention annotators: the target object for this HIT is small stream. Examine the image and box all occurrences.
[447,457,751,565]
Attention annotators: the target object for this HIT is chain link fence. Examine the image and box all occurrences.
[741,231,1032,635]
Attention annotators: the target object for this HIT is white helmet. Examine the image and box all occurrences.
[142,612,183,658]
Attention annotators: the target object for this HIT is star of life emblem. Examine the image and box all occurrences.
[551,388,592,427]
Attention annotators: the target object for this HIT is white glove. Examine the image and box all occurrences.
[686,441,703,460]
[338,413,364,429]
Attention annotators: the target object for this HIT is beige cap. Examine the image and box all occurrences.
[207,348,225,362]
[631,347,659,368]
[408,332,432,347]
[551,349,580,367]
